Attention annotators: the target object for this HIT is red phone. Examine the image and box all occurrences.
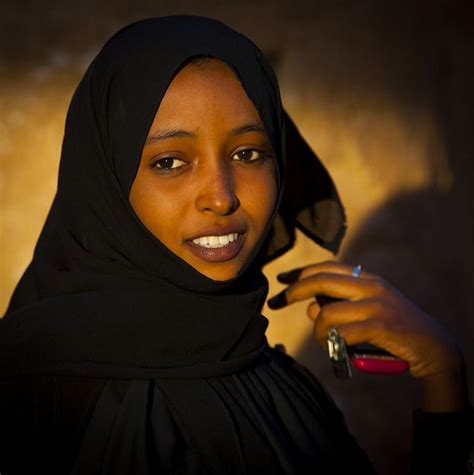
[316,295,409,377]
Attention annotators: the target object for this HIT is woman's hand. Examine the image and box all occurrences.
[267,260,468,412]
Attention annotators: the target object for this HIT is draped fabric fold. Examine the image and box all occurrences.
[69,350,373,475]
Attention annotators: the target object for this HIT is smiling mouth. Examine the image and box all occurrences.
[186,232,246,262]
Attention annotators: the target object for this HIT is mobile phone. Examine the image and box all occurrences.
[315,295,409,377]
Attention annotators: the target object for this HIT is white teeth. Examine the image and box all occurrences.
[218,235,229,246]
[192,233,239,248]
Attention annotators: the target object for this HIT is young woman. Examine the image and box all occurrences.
[0,15,471,474]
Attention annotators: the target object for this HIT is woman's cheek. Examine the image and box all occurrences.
[260,166,279,214]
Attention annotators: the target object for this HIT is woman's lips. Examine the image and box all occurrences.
[185,233,246,262]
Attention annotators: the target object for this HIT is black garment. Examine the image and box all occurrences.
[0,15,471,474]
[1,349,472,474]
[0,348,377,474]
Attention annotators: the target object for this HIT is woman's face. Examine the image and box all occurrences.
[129,59,278,281]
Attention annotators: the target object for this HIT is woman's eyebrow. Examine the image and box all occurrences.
[145,122,267,145]
[229,123,268,136]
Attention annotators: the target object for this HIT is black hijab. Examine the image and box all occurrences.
[0,15,346,378]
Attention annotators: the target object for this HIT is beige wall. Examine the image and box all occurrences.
[1,2,473,474]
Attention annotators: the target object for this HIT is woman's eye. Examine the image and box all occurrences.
[232,149,264,162]
[152,157,186,172]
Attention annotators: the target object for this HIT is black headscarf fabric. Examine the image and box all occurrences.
[1,15,346,377]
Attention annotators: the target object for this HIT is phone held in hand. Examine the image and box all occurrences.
[316,295,409,380]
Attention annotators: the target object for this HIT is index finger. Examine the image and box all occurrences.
[277,260,378,283]
[267,272,375,309]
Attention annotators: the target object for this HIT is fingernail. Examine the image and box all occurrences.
[277,268,302,283]
[268,292,287,309]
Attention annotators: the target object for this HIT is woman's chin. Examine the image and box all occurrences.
[185,257,244,281]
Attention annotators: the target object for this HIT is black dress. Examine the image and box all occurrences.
[1,344,471,474]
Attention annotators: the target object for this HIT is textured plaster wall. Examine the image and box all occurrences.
[1,1,473,473]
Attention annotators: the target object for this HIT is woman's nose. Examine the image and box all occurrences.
[195,164,239,216]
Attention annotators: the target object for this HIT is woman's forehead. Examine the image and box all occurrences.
[164,57,245,98]
[148,58,264,130]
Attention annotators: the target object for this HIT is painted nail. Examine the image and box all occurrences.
[277,268,302,283]
[267,292,287,309]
